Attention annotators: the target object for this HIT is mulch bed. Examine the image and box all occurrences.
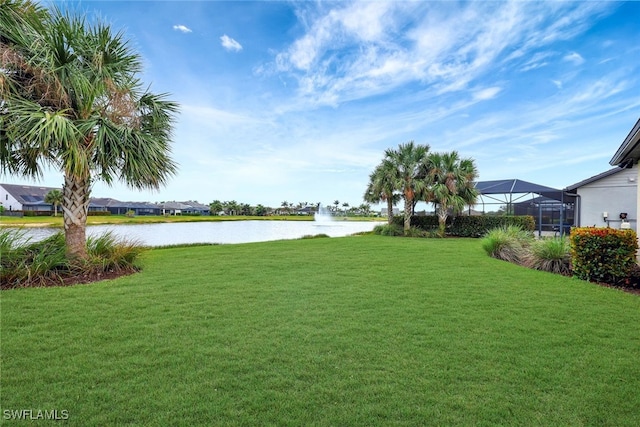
[594,281,640,296]
[1,269,138,290]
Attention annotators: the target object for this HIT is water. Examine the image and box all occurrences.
[12,219,383,246]
[314,205,334,225]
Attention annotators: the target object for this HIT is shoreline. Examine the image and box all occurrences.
[0,215,381,228]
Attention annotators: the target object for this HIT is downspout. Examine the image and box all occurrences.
[573,194,581,228]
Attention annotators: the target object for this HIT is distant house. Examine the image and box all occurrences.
[0,183,60,212]
[296,206,315,215]
[181,201,211,215]
[381,207,400,217]
[158,201,210,216]
[90,198,161,216]
[565,166,637,231]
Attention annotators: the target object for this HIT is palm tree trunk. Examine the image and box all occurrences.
[403,198,412,232]
[62,174,90,260]
[437,205,448,237]
[386,198,394,225]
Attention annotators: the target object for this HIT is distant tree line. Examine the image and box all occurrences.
[208,200,374,217]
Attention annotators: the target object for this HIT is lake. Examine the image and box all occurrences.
[15,220,384,246]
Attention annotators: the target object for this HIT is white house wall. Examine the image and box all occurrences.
[0,185,22,211]
[576,166,637,231]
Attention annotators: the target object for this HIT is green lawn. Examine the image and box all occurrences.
[2,236,639,426]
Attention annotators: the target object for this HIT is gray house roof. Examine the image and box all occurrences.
[474,179,575,202]
[89,198,159,210]
[610,117,640,167]
[159,201,190,210]
[160,201,210,211]
[1,183,60,206]
[564,167,625,191]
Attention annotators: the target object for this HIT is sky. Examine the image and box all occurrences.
[6,0,640,209]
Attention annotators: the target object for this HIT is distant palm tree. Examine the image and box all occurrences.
[384,141,430,232]
[333,200,340,213]
[224,200,239,216]
[209,200,223,216]
[44,189,63,217]
[426,151,479,237]
[364,159,401,225]
[358,203,371,216]
[341,202,349,216]
[1,1,178,259]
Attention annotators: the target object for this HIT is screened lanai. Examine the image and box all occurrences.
[474,179,578,236]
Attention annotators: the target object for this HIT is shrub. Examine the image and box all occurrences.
[404,227,429,238]
[621,264,640,289]
[523,237,571,275]
[88,211,111,216]
[300,234,330,239]
[374,224,404,236]
[393,215,536,237]
[451,215,535,237]
[570,227,638,285]
[481,225,533,264]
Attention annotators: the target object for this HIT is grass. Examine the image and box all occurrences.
[2,236,640,425]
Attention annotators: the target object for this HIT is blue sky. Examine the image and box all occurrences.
[10,1,640,209]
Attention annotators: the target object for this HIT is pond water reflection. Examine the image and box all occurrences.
[17,220,384,246]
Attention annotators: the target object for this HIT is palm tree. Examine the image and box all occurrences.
[44,188,63,216]
[364,158,400,225]
[1,1,178,259]
[280,201,289,215]
[209,200,223,216]
[384,141,430,232]
[425,151,479,237]
[341,202,349,216]
[358,203,371,216]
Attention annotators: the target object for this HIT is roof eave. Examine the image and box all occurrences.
[610,117,640,166]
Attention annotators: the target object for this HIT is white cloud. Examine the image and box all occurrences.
[552,80,563,89]
[473,87,502,101]
[220,35,243,52]
[563,52,585,65]
[271,1,613,108]
[173,24,192,33]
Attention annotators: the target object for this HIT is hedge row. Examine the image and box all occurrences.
[393,215,536,237]
[570,227,638,284]
[88,211,111,216]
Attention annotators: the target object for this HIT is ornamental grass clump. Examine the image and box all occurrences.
[86,231,144,273]
[1,229,144,289]
[523,237,571,275]
[481,225,533,264]
[0,230,69,287]
[570,227,638,285]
